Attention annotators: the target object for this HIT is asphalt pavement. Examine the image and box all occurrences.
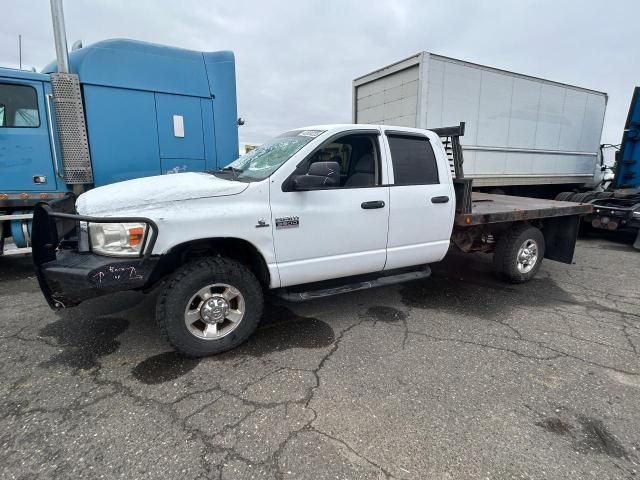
[1,235,639,479]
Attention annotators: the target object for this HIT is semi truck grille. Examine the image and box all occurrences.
[50,73,94,185]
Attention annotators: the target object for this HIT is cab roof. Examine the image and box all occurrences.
[41,39,234,98]
[0,66,50,82]
[296,124,434,136]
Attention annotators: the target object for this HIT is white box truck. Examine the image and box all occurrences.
[353,52,608,196]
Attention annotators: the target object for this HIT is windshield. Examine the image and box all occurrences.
[220,129,325,181]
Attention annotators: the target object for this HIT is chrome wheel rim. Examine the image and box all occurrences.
[516,239,538,274]
[184,283,245,340]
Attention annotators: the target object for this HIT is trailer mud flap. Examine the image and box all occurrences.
[542,215,581,264]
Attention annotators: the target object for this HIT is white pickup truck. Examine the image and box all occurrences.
[33,124,591,356]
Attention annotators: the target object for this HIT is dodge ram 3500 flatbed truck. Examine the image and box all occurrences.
[32,123,591,356]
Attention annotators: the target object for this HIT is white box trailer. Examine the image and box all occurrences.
[353,52,608,192]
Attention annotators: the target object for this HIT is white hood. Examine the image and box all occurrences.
[76,172,248,216]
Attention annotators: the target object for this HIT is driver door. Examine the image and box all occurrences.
[0,80,59,192]
[270,131,390,287]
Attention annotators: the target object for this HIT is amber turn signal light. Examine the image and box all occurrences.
[127,226,145,246]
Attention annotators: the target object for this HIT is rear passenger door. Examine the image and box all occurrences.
[383,131,454,270]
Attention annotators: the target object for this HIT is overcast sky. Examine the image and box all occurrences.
[2,0,638,147]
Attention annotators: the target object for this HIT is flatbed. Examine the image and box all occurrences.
[455,192,593,226]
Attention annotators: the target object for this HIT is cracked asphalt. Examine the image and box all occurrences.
[1,235,639,479]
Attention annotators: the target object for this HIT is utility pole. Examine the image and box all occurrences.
[18,34,22,69]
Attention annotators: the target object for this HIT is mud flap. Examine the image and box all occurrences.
[634,229,640,250]
[542,215,581,264]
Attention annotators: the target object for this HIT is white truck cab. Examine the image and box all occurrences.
[76,124,456,287]
[33,124,590,356]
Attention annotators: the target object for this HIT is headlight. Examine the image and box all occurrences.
[89,222,148,257]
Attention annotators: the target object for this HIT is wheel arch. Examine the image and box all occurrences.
[150,237,272,288]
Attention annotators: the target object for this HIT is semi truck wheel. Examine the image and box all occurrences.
[555,191,574,202]
[571,192,597,203]
[493,224,545,284]
[157,257,263,357]
[595,191,614,199]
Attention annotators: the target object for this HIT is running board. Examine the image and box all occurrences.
[2,246,32,256]
[276,266,431,302]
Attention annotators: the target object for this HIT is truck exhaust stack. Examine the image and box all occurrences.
[48,0,94,188]
[50,0,70,73]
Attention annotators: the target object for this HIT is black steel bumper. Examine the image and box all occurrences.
[32,195,160,309]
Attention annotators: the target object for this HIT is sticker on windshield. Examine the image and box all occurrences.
[298,130,323,138]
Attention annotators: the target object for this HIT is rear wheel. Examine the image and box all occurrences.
[493,224,545,284]
[157,257,263,357]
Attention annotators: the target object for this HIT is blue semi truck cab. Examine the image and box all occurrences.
[0,39,239,254]
[555,86,640,249]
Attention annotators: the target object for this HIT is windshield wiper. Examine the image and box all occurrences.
[219,166,243,180]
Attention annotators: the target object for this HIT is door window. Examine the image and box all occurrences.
[0,83,40,128]
[302,133,381,188]
[387,134,439,185]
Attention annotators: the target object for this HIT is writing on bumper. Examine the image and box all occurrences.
[40,251,160,308]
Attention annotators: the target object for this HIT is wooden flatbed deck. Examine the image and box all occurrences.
[454,192,593,226]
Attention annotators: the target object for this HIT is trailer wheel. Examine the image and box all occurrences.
[493,224,545,284]
[157,256,263,357]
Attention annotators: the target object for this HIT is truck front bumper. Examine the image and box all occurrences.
[32,196,160,309]
[37,250,160,309]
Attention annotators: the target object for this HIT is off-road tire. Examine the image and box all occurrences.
[493,224,545,284]
[157,257,263,357]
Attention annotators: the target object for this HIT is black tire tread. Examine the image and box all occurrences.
[595,191,614,199]
[493,224,545,284]
[555,191,574,202]
[572,192,597,203]
[156,256,263,357]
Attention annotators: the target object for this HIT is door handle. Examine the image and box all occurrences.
[45,94,64,179]
[361,200,385,209]
[431,196,449,204]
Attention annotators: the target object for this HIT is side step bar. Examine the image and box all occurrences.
[2,247,32,256]
[276,266,431,302]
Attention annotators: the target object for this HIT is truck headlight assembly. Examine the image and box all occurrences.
[89,222,149,257]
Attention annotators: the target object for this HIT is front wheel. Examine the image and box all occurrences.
[493,224,545,284]
[157,257,263,357]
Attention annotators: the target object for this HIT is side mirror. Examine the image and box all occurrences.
[292,161,339,190]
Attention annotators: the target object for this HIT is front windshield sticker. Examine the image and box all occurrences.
[298,130,323,138]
